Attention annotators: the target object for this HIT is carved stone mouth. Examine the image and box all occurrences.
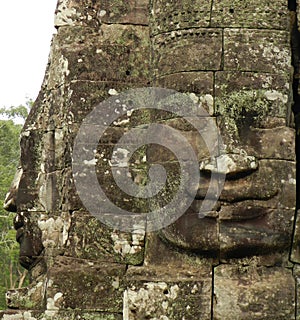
[16,227,24,244]
[14,212,25,230]
[13,212,44,270]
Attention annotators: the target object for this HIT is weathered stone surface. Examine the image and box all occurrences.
[124,280,211,320]
[46,256,126,312]
[35,212,71,257]
[0,310,122,320]
[5,280,46,310]
[221,251,292,268]
[219,208,295,258]
[52,24,150,84]
[124,253,213,320]
[298,0,300,32]
[200,153,258,177]
[150,0,212,35]
[65,211,145,265]
[147,129,211,162]
[13,211,44,270]
[291,210,300,263]
[54,0,148,27]
[239,126,295,161]
[143,232,216,270]
[152,29,223,76]
[1,0,298,319]
[294,264,300,319]
[215,71,291,120]
[54,0,100,28]
[155,71,214,96]
[158,199,295,259]
[224,29,291,74]
[213,265,295,319]
[220,159,296,206]
[160,207,219,254]
[15,169,75,212]
[0,311,44,320]
[211,0,289,29]
[99,0,149,25]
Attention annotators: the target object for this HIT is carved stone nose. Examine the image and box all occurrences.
[3,167,23,213]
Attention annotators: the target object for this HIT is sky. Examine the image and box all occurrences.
[0,0,58,109]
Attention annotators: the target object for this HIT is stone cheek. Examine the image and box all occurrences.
[65,212,145,265]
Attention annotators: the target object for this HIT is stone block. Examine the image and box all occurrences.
[143,232,216,270]
[224,29,291,74]
[99,0,149,25]
[146,129,212,162]
[215,72,293,150]
[150,0,212,35]
[294,264,300,319]
[211,0,289,30]
[54,0,100,28]
[0,310,122,320]
[60,25,150,83]
[46,256,126,312]
[213,265,295,319]
[16,169,77,213]
[155,72,214,96]
[54,0,148,28]
[152,29,223,76]
[291,210,300,263]
[0,311,44,320]
[215,71,291,103]
[124,281,211,319]
[239,126,295,161]
[5,280,45,310]
[124,264,212,320]
[46,25,150,91]
[65,212,145,265]
[34,212,71,258]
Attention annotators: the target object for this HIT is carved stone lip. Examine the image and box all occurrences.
[13,212,25,230]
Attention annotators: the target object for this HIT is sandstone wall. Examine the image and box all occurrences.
[1,0,300,319]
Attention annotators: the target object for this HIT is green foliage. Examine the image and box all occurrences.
[0,99,31,122]
[0,104,30,309]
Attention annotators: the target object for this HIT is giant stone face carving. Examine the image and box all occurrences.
[1,0,299,319]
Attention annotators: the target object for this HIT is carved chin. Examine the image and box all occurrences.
[17,232,44,270]
[19,255,35,269]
